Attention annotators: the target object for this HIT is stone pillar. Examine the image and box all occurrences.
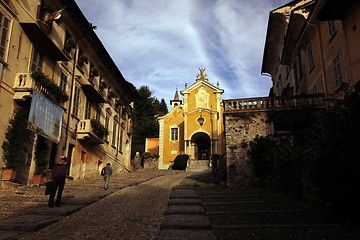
[191,143,195,160]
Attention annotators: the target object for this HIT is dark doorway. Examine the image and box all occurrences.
[191,132,211,160]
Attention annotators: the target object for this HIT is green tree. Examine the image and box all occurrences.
[1,107,30,169]
[158,98,168,117]
[132,86,168,157]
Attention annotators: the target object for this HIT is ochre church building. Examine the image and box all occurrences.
[157,69,226,170]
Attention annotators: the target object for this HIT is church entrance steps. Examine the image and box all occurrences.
[186,160,211,172]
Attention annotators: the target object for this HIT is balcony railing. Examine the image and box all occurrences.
[224,94,326,113]
[13,72,61,103]
[77,119,105,144]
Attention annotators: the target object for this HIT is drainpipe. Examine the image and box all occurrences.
[316,21,329,107]
[63,38,78,155]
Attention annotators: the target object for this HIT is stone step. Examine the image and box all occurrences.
[168,198,202,206]
[165,205,205,215]
[157,229,216,240]
[170,190,199,199]
[206,209,318,215]
[160,214,211,229]
[173,184,194,190]
[186,160,211,172]
[212,223,339,229]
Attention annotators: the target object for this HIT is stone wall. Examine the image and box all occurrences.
[224,112,273,187]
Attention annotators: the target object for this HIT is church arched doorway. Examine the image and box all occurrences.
[191,132,211,160]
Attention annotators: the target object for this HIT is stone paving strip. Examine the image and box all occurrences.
[0,170,175,239]
[158,176,216,240]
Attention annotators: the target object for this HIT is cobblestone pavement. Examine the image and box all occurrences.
[1,170,360,240]
[0,169,187,239]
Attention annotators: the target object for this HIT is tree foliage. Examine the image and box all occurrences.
[1,107,30,169]
[132,85,168,157]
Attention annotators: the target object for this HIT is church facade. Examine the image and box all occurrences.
[157,69,225,170]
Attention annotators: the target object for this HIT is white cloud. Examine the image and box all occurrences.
[75,0,289,106]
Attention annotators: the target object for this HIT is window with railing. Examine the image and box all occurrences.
[60,72,67,92]
[297,52,303,81]
[112,118,117,148]
[85,99,91,119]
[64,32,75,53]
[77,48,88,67]
[293,61,298,83]
[0,11,10,61]
[118,125,124,153]
[73,86,81,117]
[285,66,289,80]
[333,54,342,88]
[96,106,101,121]
[277,75,282,96]
[308,44,314,70]
[36,4,53,33]
[328,20,337,39]
[30,47,44,72]
[105,113,110,142]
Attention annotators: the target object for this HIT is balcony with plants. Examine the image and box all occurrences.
[20,2,69,62]
[36,1,54,33]
[13,71,69,105]
[77,119,109,144]
[77,55,88,68]
[63,38,76,58]
[81,65,107,103]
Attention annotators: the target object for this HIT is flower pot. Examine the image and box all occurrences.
[32,175,45,185]
[1,169,16,181]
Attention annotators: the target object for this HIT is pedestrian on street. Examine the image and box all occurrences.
[48,155,72,208]
[101,163,112,190]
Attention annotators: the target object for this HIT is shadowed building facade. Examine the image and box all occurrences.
[0,0,137,184]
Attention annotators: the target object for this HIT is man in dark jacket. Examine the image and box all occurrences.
[102,163,113,190]
[48,156,71,207]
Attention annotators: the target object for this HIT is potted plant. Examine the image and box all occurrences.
[115,99,122,109]
[78,55,88,66]
[33,136,48,185]
[90,119,109,139]
[65,39,76,52]
[108,89,116,99]
[100,79,108,89]
[1,107,29,181]
[31,71,69,104]
[41,0,56,13]
[90,68,99,77]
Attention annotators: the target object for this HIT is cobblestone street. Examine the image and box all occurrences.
[17,171,191,240]
[0,170,187,239]
[1,170,360,240]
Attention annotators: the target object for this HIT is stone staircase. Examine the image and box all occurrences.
[186,160,211,172]
[158,176,216,240]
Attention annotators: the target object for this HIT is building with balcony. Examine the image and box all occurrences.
[223,0,360,186]
[0,0,137,184]
[262,0,359,99]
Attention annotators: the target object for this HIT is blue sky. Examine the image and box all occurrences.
[75,0,289,106]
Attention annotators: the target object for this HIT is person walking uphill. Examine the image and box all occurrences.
[48,156,72,208]
[101,163,112,190]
